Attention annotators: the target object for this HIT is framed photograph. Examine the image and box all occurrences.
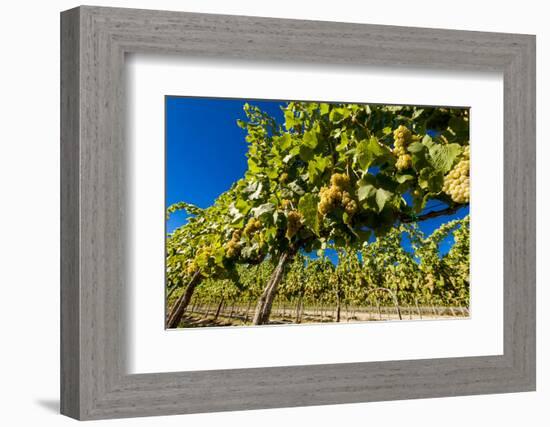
[61,6,536,420]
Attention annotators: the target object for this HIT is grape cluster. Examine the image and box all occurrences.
[225,230,242,258]
[341,191,358,216]
[442,146,470,204]
[244,217,262,237]
[285,210,303,239]
[186,261,198,276]
[318,173,358,218]
[330,173,350,189]
[425,272,435,292]
[393,125,413,171]
[186,245,214,275]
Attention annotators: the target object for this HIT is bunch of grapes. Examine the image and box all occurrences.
[225,230,242,258]
[393,125,413,171]
[425,272,435,292]
[442,145,470,204]
[186,244,214,275]
[285,210,303,239]
[244,217,262,237]
[186,260,198,276]
[318,186,342,215]
[318,173,357,218]
[341,191,358,216]
[330,173,350,189]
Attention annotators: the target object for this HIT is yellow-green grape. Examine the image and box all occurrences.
[442,151,470,203]
[318,186,336,214]
[285,210,303,239]
[426,272,435,292]
[225,230,242,258]
[317,187,333,216]
[412,188,422,198]
[341,191,358,217]
[186,260,198,276]
[330,173,350,189]
[341,191,352,206]
[327,186,343,204]
[225,241,239,258]
[318,174,353,217]
[279,172,289,184]
[244,217,262,237]
[392,125,412,155]
[392,125,414,171]
[394,146,407,156]
[318,185,342,215]
[344,199,358,216]
[393,125,412,142]
[396,154,412,171]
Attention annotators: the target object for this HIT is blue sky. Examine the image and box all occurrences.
[165,96,469,259]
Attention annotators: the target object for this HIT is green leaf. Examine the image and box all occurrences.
[355,139,372,170]
[336,132,350,152]
[417,167,431,190]
[427,172,444,192]
[302,129,318,149]
[284,110,297,129]
[299,145,314,161]
[251,203,275,218]
[249,182,263,200]
[266,168,279,180]
[356,137,390,170]
[412,108,425,119]
[396,174,414,184]
[330,128,342,139]
[288,181,305,196]
[367,136,384,156]
[375,188,393,212]
[320,103,330,115]
[407,141,424,153]
[235,198,251,214]
[428,143,462,174]
[276,134,292,150]
[298,193,320,235]
[329,108,350,123]
[343,212,351,225]
[422,134,433,146]
[307,155,330,183]
[247,159,261,174]
[357,182,376,202]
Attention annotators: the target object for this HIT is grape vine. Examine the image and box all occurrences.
[166,102,470,327]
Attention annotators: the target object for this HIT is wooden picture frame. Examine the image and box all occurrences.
[61,5,536,420]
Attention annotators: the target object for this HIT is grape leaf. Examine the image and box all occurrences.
[428,143,462,174]
[298,193,320,235]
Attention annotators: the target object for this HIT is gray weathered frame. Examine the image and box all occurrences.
[60,5,536,420]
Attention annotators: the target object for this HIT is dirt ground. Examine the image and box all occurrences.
[178,305,469,328]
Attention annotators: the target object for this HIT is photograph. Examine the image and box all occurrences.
[165,97,471,329]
